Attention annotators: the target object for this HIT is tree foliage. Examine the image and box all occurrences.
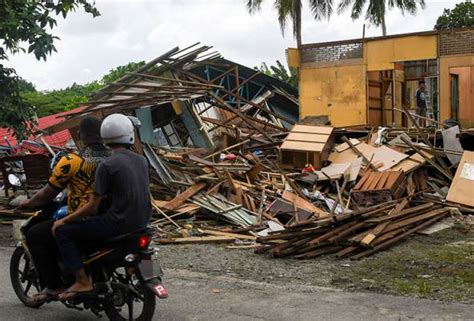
[434,1,474,30]
[0,0,99,140]
[0,66,36,139]
[256,60,298,88]
[101,61,146,85]
[337,0,425,36]
[247,0,333,47]
[20,61,146,117]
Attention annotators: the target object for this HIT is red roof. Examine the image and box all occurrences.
[0,107,84,148]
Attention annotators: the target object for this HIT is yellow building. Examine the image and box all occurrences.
[288,28,474,128]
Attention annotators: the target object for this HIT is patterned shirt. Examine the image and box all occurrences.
[48,146,111,212]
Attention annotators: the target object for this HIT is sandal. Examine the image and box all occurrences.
[32,288,63,304]
[58,288,95,301]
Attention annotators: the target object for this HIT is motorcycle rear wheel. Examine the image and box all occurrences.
[104,268,156,321]
[10,246,43,308]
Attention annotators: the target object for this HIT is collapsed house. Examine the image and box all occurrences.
[42,44,298,152]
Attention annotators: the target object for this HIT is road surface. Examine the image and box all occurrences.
[0,246,472,321]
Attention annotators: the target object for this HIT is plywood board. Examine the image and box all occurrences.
[286,133,331,143]
[329,142,377,164]
[335,139,361,153]
[390,153,427,172]
[280,141,326,152]
[315,162,351,180]
[291,125,333,135]
[330,143,408,172]
[373,146,409,171]
[282,191,328,217]
[446,151,474,207]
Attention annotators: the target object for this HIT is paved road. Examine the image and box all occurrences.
[0,246,472,321]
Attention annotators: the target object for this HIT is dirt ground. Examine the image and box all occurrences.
[1,223,472,304]
[157,226,474,304]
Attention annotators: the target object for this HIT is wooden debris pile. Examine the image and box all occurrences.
[148,120,474,260]
[256,199,452,260]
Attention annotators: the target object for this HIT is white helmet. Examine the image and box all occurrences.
[100,113,135,145]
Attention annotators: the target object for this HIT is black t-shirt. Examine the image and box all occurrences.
[93,149,151,233]
[415,89,426,109]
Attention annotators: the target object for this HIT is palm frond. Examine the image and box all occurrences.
[308,0,334,20]
[247,0,265,14]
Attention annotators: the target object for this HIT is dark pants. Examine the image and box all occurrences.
[26,219,62,289]
[55,216,120,273]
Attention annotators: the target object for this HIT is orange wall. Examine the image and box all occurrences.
[450,66,474,127]
[439,55,474,126]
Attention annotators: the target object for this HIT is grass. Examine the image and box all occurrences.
[334,228,474,302]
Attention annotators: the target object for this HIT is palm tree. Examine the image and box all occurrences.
[337,0,426,36]
[246,0,333,48]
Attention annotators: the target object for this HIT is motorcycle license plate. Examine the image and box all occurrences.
[139,257,162,280]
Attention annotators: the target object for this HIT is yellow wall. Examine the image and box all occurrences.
[439,55,474,125]
[287,48,300,68]
[299,64,367,126]
[365,35,437,71]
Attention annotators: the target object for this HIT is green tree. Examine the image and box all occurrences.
[101,61,146,85]
[434,1,474,30]
[247,0,333,48]
[17,78,36,92]
[0,66,35,138]
[257,60,298,88]
[20,61,146,117]
[338,0,426,36]
[0,0,100,141]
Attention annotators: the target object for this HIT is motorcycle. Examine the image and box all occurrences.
[9,209,168,321]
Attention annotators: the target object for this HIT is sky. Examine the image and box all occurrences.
[6,0,460,91]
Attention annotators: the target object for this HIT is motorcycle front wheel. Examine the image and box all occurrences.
[10,246,43,308]
[104,267,156,321]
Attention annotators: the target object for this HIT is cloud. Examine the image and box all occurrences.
[6,0,458,90]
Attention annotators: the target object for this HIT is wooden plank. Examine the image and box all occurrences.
[286,133,331,143]
[375,171,390,189]
[197,228,256,240]
[280,141,326,152]
[366,202,435,223]
[390,153,427,172]
[335,139,361,153]
[361,220,391,246]
[354,172,370,190]
[235,187,243,205]
[382,208,448,234]
[385,171,401,189]
[291,125,333,135]
[351,215,446,260]
[245,164,263,181]
[162,182,207,211]
[282,191,328,217]
[156,236,236,244]
[367,172,383,190]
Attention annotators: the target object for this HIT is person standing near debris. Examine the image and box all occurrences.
[415,80,427,127]
[20,116,111,303]
[51,113,151,301]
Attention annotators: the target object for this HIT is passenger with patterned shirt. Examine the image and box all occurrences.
[21,116,111,303]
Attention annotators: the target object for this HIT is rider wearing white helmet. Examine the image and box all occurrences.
[52,113,151,301]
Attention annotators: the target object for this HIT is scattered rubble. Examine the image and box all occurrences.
[1,44,474,262]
